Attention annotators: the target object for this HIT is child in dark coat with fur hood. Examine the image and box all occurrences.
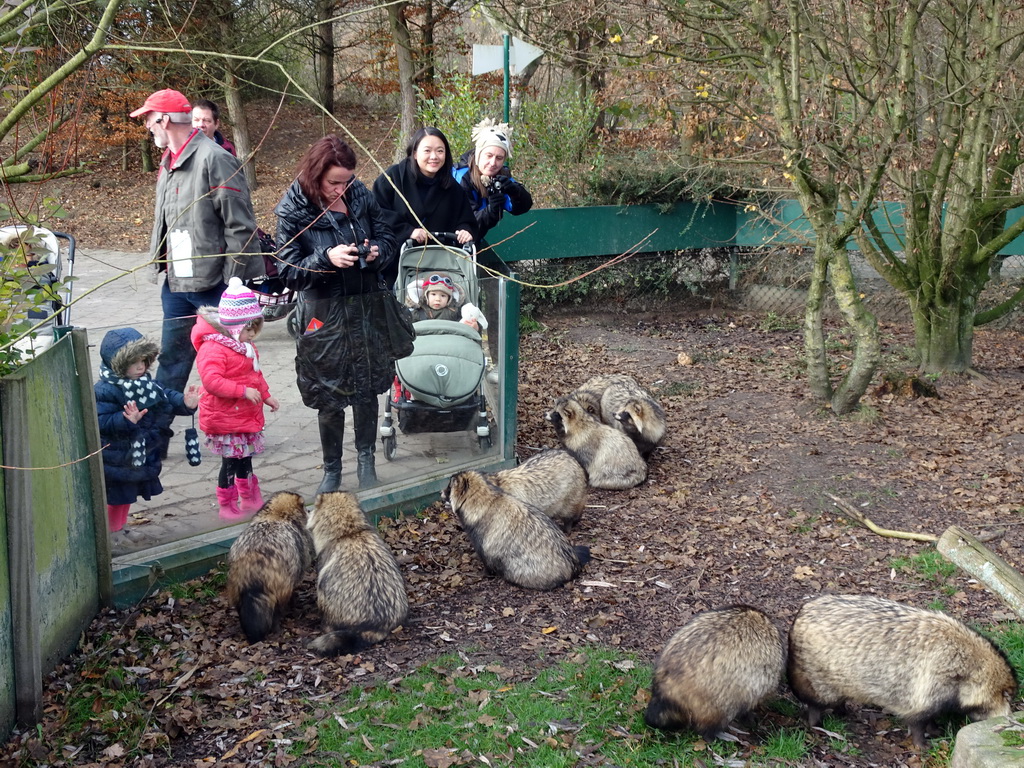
[191,277,280,521]
[95,328,199,533]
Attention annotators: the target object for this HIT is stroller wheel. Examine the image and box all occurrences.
[285,309,299,339]
[478,434,492,451]
[383,434,397,461]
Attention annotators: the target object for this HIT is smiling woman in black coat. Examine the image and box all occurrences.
[372,127,477,286]
[275,135,397,492]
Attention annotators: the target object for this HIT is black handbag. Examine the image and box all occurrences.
[184,415,202,466]
[381,291,416,360]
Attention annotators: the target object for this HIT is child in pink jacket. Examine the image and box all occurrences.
[191,277,280,520]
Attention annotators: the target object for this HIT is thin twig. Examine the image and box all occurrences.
[825,493,938,542]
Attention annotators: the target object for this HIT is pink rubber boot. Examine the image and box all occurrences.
[216,485,246,521]
[107,504,130,532]
[235,475,263,514]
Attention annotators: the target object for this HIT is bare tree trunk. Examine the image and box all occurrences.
[316,0,335,115]
[827,249,880,414]
[140,138,155,173]
[419,0,435,93]
[387,1,418,160]
[222,70,256,190]
[804,241,831,402]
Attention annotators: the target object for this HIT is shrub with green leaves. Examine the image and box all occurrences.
[0,202,73,376]
[417,72,499,158]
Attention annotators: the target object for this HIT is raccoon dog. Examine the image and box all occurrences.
[307,492,409,656]
[489,449,587,532]
[546,397,646,489]
[443,470,590,590]
[788,594,1017,747]
[569,374,639,417]
[226,492,314,643]
[614,397,666,459]
[645,605,785,740]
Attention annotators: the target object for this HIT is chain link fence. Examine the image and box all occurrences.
[514,248,1024,331]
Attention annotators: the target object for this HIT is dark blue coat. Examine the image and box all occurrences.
[95,328,194,506]
[452,152,533,241]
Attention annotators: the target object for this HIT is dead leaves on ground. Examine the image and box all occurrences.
[5,314,1024,768]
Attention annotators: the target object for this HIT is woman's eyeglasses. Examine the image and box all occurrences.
[424,274,454,288]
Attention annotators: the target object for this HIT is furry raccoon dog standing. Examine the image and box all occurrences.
[306,491,409,656]
[645,605,785,740]
[443,470,590,590]
[226,492,314,643]
[489,449,587,532]
[788,594,1017,747]
[546,397,646,489]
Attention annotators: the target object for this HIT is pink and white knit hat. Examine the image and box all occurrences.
[218,276,262,332]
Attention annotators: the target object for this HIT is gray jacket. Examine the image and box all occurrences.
[148,131,261,292]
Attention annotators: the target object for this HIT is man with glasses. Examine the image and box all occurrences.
[130,88,261,456]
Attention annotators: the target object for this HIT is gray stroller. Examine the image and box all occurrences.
[379,233,492,460]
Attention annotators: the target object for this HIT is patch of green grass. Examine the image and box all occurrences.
[658,380,699,397]
[60,667,153,757]
[889,549,957,585]
[765,697,800,718]
[847,404,880,423]
[759,311,799,332]
[983,622,1024,676]
[759,727,808,761]
[292,648,806,766]
[820,714,859,755]
[519,314,544,334]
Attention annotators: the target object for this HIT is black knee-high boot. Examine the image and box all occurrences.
[316,409,345,496]
[351,401,379,489]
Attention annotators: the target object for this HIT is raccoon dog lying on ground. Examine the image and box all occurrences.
[582,374,666,458]
[226,492,314,643]
[443,470,590,590]
[489,449,587,532]
[788,594,1017,747]
[645,605,785,740]
[306,491,409,656]
[546,397,646,489]
[613,395,666,459]
[569,374,638,417]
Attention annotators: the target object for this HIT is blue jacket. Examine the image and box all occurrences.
[94,328,194,505]
[452,153,533,241]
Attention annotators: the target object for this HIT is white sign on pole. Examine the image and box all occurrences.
[472,37,544,76]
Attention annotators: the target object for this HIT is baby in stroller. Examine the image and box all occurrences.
[408,272,484,330]
[379,236,493,459]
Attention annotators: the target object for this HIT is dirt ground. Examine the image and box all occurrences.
[4,310,1024,767]
[5,101,1024,767]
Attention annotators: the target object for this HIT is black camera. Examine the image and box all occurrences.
[488,176,504,195]
[354,242,371,270]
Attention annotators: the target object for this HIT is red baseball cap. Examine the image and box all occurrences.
[129,89,191,118]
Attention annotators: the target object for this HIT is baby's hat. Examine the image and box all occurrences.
[218,276,262,332]
[422,272,454,299]
[472,118,512,165]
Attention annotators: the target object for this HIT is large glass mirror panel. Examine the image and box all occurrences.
[72,251,506,558]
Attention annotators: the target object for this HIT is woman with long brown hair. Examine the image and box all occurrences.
[275,135,397,491]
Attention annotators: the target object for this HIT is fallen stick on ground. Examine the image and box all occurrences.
[825,493,938,542]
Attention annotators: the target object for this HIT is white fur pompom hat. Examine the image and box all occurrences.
[472,118,512,166]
